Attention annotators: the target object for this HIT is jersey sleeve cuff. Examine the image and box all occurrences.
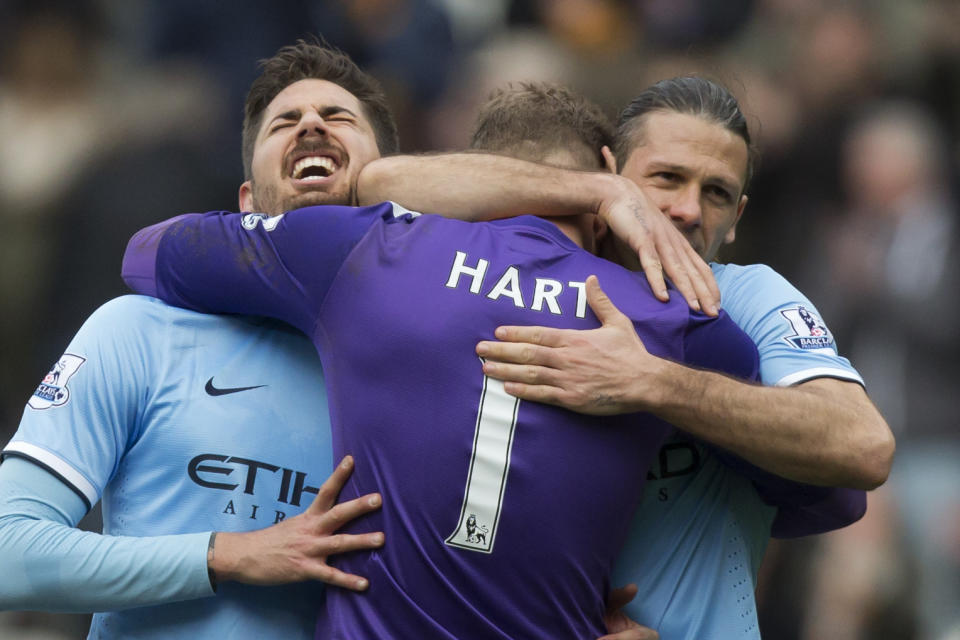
[1,442,98,510]
[774,368,865,388]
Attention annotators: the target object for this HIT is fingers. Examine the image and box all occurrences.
[605,583,639,613]
[308,455,355,514]
[584,276,631,326]
[308,563,374,592]
[686,243,720,315]
[501,381,568,407]
[477,339,560,370]
[320,492,383,532]
[314,531,385,557]
[653,234,698,311]
[636,243,670,302]
[491,324,569,347]
[596,628,660,640]
[482,358,558,388]
[663,232,719,316]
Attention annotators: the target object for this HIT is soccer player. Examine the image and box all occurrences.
[121,83,763,638]
[360,77,892,638]
[0,43,708,639]
[0,43,396,639]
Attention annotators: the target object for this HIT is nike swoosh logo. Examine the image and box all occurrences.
[204,377,267,396]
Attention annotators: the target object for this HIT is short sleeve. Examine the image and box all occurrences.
[2,296,158,510]
[713,263,863,387]
[122,203,398,335]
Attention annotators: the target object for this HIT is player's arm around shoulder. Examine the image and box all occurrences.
[713,262,895,489]
[477,270,893,489]
[122,205,394,332]
[356,152,720,315]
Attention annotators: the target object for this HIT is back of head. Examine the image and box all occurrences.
[468,82,613,171]
[241,39,399,179]
[615,76,756,193]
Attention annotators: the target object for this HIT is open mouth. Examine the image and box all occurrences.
[291,155,338,181]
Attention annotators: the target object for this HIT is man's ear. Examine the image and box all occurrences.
[594,213,609,246]
[601,145,618,174]
[724,194,748,245]
[238,181,253,212]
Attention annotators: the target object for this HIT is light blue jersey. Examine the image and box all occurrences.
[613,263,864,639]
[1,295,331,639]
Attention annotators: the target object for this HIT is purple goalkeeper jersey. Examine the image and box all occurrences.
[123,203,759,639]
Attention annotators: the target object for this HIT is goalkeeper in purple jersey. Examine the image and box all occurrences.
[123,83,762,639]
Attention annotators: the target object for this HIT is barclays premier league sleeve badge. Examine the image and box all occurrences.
[29,354,86,410]
[779,306,835,352]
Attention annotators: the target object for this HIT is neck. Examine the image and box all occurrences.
[542,215,594,253]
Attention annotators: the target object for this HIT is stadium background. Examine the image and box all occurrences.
[0,0,957,638]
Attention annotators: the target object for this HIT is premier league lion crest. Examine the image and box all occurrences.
[465,514,489,545]
[780,306,835,351]
[447,511,496,553]
[29,354,86,410]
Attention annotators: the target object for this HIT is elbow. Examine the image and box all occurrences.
[851,420,896,491]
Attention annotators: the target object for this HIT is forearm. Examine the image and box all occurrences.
[0,458,213,612]
[0,517,212,612]
[357,153,720,312]
[649,367,893,490]
[356,152,617,220]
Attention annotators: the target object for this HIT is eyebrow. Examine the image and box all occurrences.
[320,106,357,119]
[268,106,358,126]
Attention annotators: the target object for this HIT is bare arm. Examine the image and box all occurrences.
[477,277,894,490]
[356,153,719,315]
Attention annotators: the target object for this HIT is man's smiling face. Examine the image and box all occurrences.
[239,78,382,214]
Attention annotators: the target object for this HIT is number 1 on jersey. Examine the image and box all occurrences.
[445,361,520,554]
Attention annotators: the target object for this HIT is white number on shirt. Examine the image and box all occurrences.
[445,362,520,554]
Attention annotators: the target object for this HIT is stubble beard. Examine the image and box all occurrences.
[249,180,353,216]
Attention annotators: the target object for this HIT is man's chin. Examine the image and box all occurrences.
[281,189,351,211]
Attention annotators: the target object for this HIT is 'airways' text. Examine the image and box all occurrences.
[445,251,587,318]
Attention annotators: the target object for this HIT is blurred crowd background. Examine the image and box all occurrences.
[1,0,957,638]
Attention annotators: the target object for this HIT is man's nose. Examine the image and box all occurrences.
[666,186,702,229]
[297,111,329,138]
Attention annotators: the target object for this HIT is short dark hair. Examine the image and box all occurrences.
[469,82,614,170]
[615,76,756,193]
[241,39,399,179]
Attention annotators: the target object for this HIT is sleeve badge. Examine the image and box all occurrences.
[28,354,86,410]
[779,306,836,352]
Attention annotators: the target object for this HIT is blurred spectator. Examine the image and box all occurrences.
[0,0,225,434]
[0,0,112,436]
[633,0,755,50]
[309,0,459,150]
[794,102,960,640]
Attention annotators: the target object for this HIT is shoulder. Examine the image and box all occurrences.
[712,262,798,299]
[87,294,190,321]
[711,263,812,328]
[84,295,229,333]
